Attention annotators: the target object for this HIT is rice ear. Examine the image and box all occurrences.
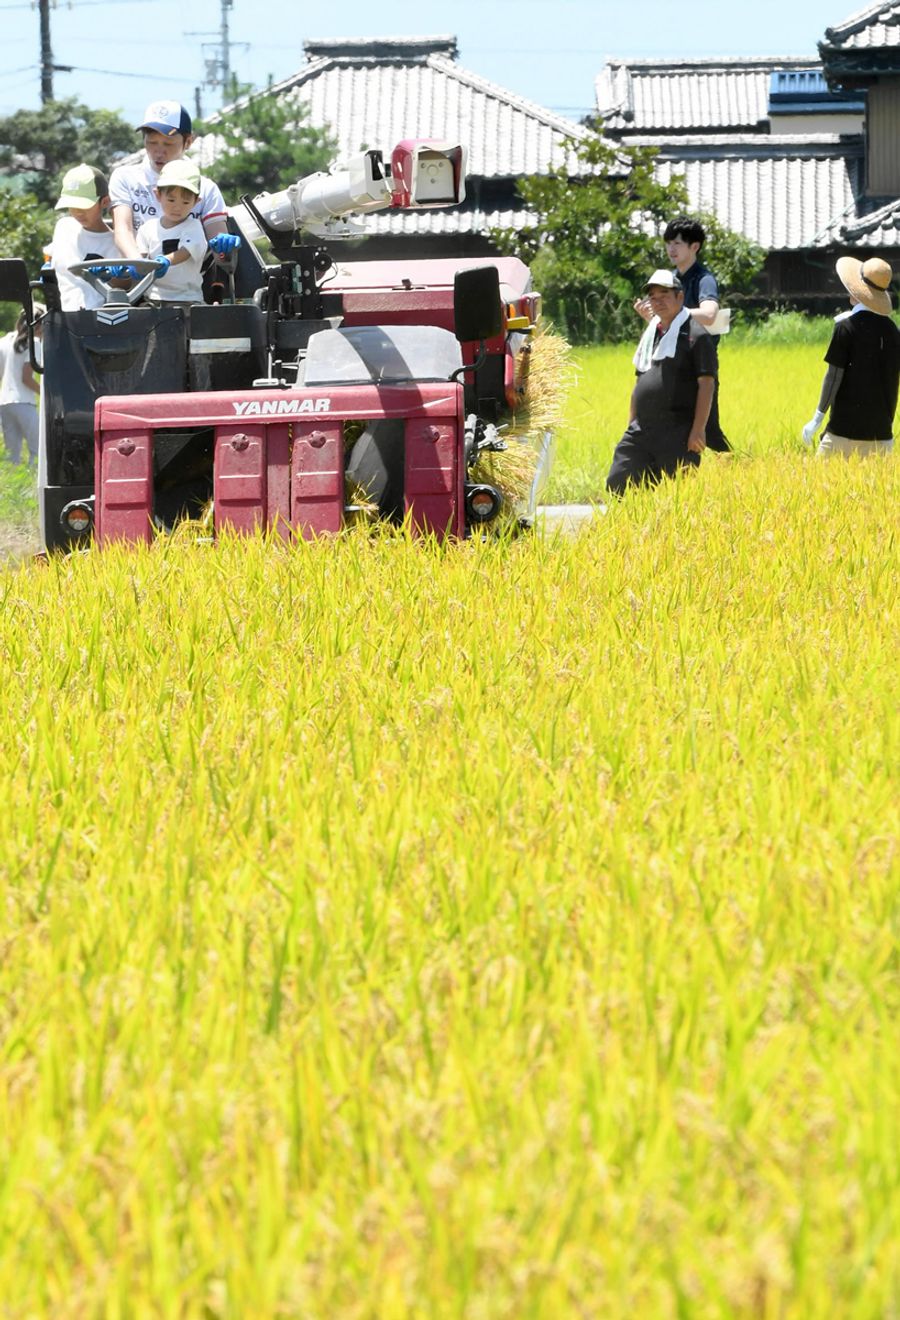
[471,326,574,521]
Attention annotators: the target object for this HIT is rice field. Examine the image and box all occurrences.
[544,340,829,502]
[1,341,898,1317]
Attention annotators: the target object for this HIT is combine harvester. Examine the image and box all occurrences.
[0,139,554,552]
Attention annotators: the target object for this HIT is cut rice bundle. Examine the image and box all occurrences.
[343,478,380,527]
[158,498,215,542]
[471,325,574,518]
[470,442,540,518]
[508,324,575,440]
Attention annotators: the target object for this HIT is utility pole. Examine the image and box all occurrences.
[186,0,248,107]
[39,0,53,103]
[220,0,232,101]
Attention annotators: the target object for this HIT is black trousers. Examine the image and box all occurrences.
[706,380,730,452]
[606,423,700,496]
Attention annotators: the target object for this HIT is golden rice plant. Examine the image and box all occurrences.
[471,325,575,519]
[0,345,897,1318]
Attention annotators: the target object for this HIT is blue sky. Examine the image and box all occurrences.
[1,0,843,127]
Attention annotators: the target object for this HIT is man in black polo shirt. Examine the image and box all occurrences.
[802,255,900,458]
[607,270,717,494]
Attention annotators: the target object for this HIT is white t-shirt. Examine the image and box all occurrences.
[136,214,208,302]
[0,331,38,406]
[0,333,10,396]
[48,215,120,311]
[109,155,227,235]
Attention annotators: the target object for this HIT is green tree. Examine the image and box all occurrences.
[196,82,335,202]
[0,99,134,208]
[494,132,764,343]
[0,190,53,329]
[692,209,767,309]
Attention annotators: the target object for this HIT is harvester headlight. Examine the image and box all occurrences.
[466,484,502,524]
[60,500,93,536]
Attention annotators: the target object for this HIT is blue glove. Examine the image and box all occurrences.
[208,233,241,255]
[152,257,170,277]
[88,263,138,279]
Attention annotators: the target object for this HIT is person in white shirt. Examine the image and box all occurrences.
[0,307,45,465]
[135,157,208,303]
[0,333,10,404]
[48,163,120,311]
[109,100,228,261]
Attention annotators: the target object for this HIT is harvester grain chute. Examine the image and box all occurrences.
[0,138,558,551]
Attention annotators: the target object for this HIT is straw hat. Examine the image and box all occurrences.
[835,255,893,315]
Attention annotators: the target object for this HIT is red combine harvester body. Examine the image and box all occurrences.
[94,383,466,544]
[0,141,551,550]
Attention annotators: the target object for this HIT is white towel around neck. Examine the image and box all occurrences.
[633,307,691,374]
[834,303,868,323]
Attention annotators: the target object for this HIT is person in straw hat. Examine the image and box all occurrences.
[801,256,900,458]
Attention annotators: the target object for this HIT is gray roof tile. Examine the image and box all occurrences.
[365,204,537,237]
[822,4,900,51]
[374,139,867,251]
[195,38,587,240]
[596,57,819,133]
[215,38,586,181]
[595,55,881,253]
[815,193,900,244]
[646,138,864,250]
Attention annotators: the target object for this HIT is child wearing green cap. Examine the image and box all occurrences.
[50,163,120,310]
[135,157,208,304]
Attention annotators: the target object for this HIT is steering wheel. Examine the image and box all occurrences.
[68,259,166,307]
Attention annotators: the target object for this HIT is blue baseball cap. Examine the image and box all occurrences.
[139,100,192,137]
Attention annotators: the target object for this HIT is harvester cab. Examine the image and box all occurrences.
[0,138,552,551]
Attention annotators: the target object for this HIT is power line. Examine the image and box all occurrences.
[64,35,186,47]
[0,73,40,97]
[58,63,188,80]
[0,0,155,7]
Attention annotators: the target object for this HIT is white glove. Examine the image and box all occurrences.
[801,410,825,446]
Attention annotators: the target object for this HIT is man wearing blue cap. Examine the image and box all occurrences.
[109,99,231,264]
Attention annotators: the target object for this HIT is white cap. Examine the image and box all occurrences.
[643,269,683,292]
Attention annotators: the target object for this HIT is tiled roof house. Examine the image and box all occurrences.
[201,17,900,301]
[818,2,900,245]
[596,7,900,304]
[203,36,587,256]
